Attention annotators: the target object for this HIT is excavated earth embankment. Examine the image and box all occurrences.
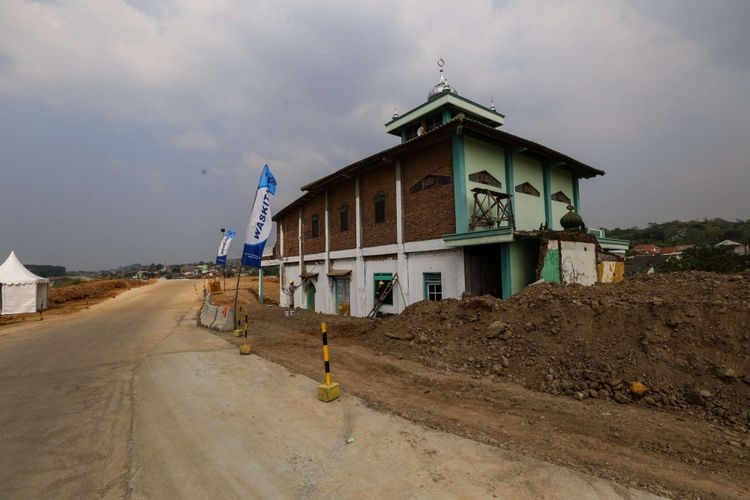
[354,271,750,430]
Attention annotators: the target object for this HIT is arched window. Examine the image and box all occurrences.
[468,171,502,188]
[515,182,540,197]
[339,205,349,232]
[551,191,571,204]
[409,174,451,193]
[374,193,386,223]
[311,214,320,237]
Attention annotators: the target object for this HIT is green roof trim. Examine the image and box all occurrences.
[596,237,630,246]
[385,93,505,135]
[442,227,514,247]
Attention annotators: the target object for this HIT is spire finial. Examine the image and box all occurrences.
[428,58,457,100]
[392,106,399,119]
[489,96,496,111]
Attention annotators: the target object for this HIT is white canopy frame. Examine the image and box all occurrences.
[0,251,50,315]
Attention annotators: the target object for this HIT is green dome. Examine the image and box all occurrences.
[560,205,583,231]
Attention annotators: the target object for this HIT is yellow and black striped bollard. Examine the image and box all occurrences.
[317,322,340,402]
[233,304,244,337]
[239,314,252,355]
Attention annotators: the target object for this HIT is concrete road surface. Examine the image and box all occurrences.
[0,280,661,499]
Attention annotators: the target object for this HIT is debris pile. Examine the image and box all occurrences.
[353,271,750,430]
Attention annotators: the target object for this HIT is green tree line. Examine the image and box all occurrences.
[606,218,750,247]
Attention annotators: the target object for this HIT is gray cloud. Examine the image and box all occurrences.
[0,0,748,269]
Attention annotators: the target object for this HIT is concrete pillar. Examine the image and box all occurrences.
[259,267,264,304]
[323,188,332,313]
[298,208,303,308]
[395,160,409,311]
[355,174,366,316]
[278,221,286,306]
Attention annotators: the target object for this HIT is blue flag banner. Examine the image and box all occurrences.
[241,165,277,268]
[215,229,237,265]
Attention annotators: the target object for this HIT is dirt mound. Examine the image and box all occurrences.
[210,276,280,306]
[354,271,750,430]
[49,279,145,304]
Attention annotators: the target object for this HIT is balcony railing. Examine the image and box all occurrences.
[469,187,515,231]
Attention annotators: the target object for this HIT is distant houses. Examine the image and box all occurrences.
[714,240,749,255]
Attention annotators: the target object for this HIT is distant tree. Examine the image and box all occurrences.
[26,265,66,277]
[607,218,750,248]
[658,246,750,274]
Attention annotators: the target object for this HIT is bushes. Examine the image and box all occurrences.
[658,247,750,274]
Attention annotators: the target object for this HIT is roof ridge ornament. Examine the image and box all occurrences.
[428,58,457,100]
[489,97,496,111]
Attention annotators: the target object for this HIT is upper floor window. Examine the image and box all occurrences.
[551,191,571,204]
[469,171,502,189]
[374,193,386,223]
[409,174,451,193]
[515,182,540,197]
[339,205,349,232]
[404,126,417,141]
[424,114,442,132]
[311,214,320,237]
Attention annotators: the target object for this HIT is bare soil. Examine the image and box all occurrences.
[0,278,150,328]
[217,271,750,499]
[209,276,279,306]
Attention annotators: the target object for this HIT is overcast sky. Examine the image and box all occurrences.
[1,0,748,270]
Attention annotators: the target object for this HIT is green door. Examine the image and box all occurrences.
[306,283,315,311]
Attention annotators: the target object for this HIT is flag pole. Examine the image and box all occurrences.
[233,186,261,331]
[232,259,243,330]
[220,227,227,292]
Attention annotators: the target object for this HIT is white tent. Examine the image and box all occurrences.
[0,251,50,315]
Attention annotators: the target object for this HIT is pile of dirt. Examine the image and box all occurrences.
[352,271,750,431]
[210,276,281,306]
[48,279,146,304]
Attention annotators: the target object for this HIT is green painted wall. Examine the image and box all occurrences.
[464,137,508,231]
[452,134,468,233]
[513,155,545,231]
[464,137,507,231]
[540,248,561,283]
[509,240,538,294]
[549,166,573,230]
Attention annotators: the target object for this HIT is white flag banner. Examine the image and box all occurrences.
[241,164,277,268]
[215,229,236,265]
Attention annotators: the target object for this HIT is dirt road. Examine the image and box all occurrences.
[224,301,750,500]
[0,280,658,499]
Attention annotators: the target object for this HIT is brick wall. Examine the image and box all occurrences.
[280,212,298,257]
[402,140,456,241]
[327,178,356,251]
[302,194,326,255]
[360,162,397,248]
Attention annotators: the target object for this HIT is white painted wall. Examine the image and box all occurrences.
[405,249,465,304]
[559,241,597,286]
[296,249,466,317]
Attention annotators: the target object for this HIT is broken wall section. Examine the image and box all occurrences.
[531,231,622,286]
